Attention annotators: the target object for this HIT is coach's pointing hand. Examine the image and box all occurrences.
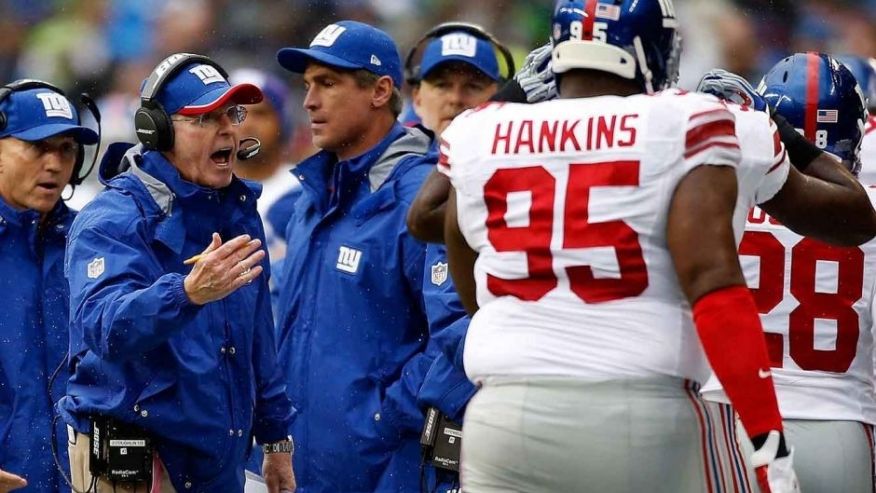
[184,233,265,305]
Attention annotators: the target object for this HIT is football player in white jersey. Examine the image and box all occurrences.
[439,1,800,492]
[701,54,875,492]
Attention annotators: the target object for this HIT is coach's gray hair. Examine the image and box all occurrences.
[353,69,403,117]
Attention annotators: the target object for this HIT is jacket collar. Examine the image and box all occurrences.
[99,143,262,255]
[293,123,432,206]
[0,195,72,245]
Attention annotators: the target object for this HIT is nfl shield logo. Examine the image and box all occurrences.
[431,262,448,286]
[87,257,105,279]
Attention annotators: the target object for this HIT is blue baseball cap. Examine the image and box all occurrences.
[0,88,98,144]
[152,62,263,116]
[277,20,403,88]
[419,31,500,81]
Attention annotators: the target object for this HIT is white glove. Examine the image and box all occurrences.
[750,431,801,493]
[514,43,557,103]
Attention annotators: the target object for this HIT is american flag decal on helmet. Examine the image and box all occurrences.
[817,109,839,123]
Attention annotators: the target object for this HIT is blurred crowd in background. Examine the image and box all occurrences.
[3,0,876,200]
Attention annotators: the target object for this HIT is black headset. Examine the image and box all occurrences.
[404,22,516,86]
[134,52,229,152]
[0,79,101,186]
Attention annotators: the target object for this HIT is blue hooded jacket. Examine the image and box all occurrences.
[275,123,437,493]
[59,145,294,492]
[0,198,73,492]
[417,244,476,422]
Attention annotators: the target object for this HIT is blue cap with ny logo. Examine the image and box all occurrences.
[419,31,500,81]
[0,87,98,144]
[277,20,403,88]
[150,62,263,116]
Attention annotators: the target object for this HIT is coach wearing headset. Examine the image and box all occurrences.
[59,54,295,492]
[402,23,508,493]
[0,80,98,493]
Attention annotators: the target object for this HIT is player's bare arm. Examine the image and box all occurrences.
[668,165,744,300]
[444,187,478,315]
[761,154,876,246]
[668,164,797,491]
[407,168,450,243]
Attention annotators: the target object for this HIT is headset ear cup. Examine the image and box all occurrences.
[153,108,174,151]
[134,107,173,151]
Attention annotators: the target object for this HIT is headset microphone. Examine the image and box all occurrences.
[237,137,261,161]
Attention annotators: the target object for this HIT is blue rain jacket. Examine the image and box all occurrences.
[0,198,73,492]
[276,123,437,493]
[417,244,476,422]
[58,145,294,492]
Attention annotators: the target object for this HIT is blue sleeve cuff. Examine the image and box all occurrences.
[167,272,195,309]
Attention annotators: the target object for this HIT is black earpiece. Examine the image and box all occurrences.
[237,137,261,161]
[404,22,516,86]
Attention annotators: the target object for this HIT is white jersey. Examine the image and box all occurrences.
[702,197,876,424]
[439,90,787,384]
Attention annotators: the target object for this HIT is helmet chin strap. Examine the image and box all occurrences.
[633,36,654,94]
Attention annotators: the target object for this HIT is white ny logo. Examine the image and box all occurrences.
[36,93,72,119]
[311,24,347,48]
[189,65,225,85]
[440,33,478,58]
[336,246,362,274]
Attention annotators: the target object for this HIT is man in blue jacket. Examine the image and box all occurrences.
[274,21,437,492]
[0,80,98,493]
[60,54,295,492]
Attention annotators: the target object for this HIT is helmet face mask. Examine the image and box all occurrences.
[550,0,682,94]
[760,53,868,175]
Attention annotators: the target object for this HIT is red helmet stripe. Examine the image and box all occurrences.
[582,0,598,41]
[804,52,820,142]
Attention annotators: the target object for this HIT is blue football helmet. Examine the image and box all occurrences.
[759,52,868,174]
[835,55,876,113]
[550,0,681,94]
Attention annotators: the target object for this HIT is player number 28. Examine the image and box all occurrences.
[739,231,863,373]
[483,161,648,304]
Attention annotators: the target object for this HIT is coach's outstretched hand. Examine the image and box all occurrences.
[698,68,769,112]
[0,468,26,493]
[515,43,557,103]
[750,431,801,493]
[184,233,265,305]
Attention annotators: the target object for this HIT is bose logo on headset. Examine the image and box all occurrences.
[153,53,188,78]
[36,93,73,119]
[441,33,478,58]
[189,65,225,85]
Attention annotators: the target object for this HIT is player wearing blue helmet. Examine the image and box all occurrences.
[440,1,805,492]
[703,52,876,493]
[760,53,867,175]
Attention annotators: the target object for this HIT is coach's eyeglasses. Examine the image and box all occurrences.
[171,104,247,128]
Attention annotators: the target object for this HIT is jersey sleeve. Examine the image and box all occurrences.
[754,117,791,204]
[682,102,742,172]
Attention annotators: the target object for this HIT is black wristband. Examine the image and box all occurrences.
[751,431,790,458]
[772,112,822,172]
[491,79,528,104]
